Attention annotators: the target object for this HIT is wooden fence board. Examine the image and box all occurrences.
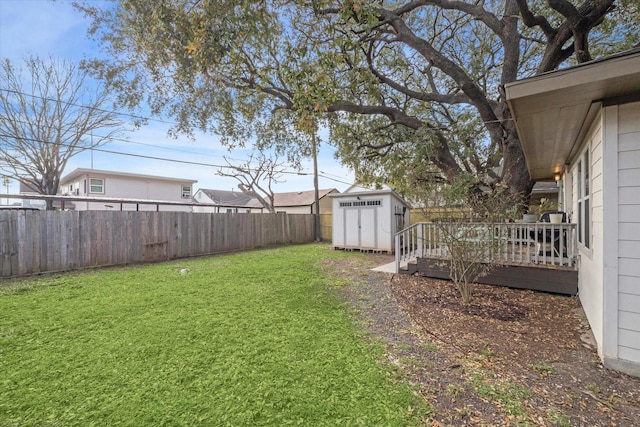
[0,211,315,278]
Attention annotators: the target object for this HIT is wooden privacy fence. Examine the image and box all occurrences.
[0,210,315,278]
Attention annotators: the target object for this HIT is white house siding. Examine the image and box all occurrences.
[276,206,312,214]
[572,112,605,352]
[61,172,194,212]
[616,101,640,369]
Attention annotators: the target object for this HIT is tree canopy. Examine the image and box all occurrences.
[78,0,638,203]
[0,56,124,209]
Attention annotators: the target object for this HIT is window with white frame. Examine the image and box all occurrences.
[181,185,192,199]
[89,178,104,194]
[576,149,590,249]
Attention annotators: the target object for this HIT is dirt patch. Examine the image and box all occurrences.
[323,252,640,426]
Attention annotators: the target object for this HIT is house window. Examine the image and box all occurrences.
[181,185,192,199]
[89,178,104,194]
[577,149,590,249]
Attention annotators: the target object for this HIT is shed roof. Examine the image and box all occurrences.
[505,47,640,180]
[329,187,412,208]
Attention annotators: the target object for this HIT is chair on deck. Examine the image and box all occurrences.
[533,212,567,258]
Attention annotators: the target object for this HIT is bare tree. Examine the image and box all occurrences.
[0,56,124,209]
[418,176,521,303]
[217,151,285,213]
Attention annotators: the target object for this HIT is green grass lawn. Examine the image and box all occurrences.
[0,244,430,426]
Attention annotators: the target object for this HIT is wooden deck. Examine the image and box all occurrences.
[395,222,579,295]
[403,257,578,295]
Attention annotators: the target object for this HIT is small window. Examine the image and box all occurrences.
[181,185,192,199]
[366,200,382,206]
[89,178,104,194]
[577,149,590,249]
[339,201,352,207]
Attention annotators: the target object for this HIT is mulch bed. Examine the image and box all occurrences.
[325,253,640,426]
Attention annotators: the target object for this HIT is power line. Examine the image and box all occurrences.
[0,89,362,186]
[0,87,179,127]
[3,114,252,164]
[0,133,358,187]
[0,86,516,133]
[0,132,304,174]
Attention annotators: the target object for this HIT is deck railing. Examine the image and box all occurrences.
[394,222,578,274]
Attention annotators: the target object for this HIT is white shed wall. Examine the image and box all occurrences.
[331,191,410,252]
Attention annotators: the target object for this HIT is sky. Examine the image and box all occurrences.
[0,0,355,196]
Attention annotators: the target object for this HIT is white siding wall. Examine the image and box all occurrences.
[616,101,640,365]
[573,111,605,351]
[71,174,193,212]
[276,206,312,214]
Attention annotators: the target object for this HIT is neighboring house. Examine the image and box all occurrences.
[529,181,560,213]
[17,181,47,210]
[269,188,338,214]
[193,188,338,214]
[59,168,197,212]
[330,183,411,253]
[505,47,640,377]
[192,189,258,213]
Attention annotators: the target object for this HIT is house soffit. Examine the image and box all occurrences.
[505,50,640,181]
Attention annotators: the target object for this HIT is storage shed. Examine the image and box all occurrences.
[330,184,411,253]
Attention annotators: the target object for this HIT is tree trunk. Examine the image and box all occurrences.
[502,132,533,204]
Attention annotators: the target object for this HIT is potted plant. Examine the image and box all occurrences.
[523,197,557,223]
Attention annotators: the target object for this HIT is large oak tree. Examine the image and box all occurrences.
[78,0,638,203]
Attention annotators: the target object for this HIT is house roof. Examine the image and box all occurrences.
[531,181,559,194]
[344,183,394,193]
[19,181,39,194]
[505,47,640,180]
[269,188,337,207]
[195,188,338,209]
[197,189,256,207]
[60,168,197,185]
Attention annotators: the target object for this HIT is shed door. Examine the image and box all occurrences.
[344,208,360,247]
[360,208,376,248]
[343,207,377,249]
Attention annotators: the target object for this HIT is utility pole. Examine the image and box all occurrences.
[312,129,321,242]
[2,176,10,205]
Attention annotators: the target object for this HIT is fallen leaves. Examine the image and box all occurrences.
[325,253,640,426]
